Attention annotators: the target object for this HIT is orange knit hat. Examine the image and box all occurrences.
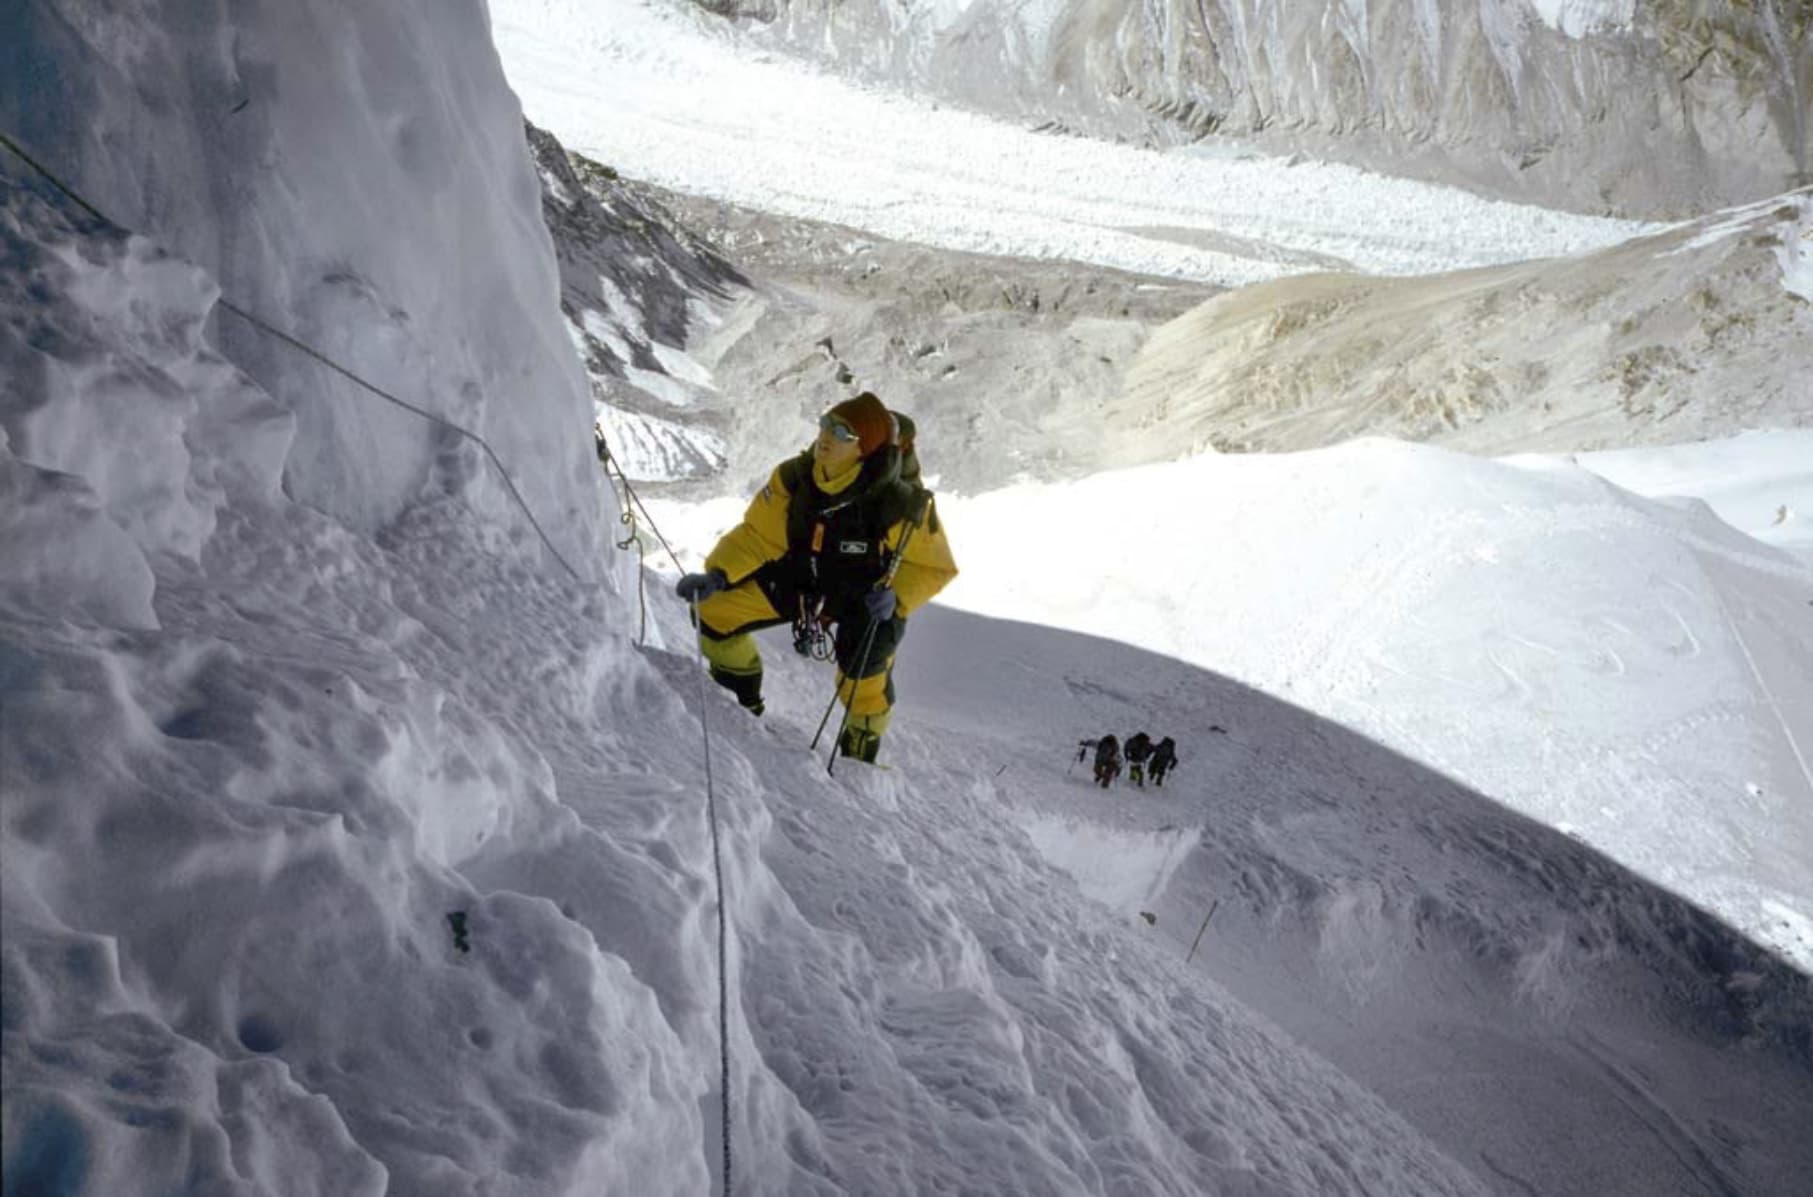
[825,392,896,457]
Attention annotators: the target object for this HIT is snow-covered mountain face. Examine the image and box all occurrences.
[694,0,1810,220]
[2,0,606,558]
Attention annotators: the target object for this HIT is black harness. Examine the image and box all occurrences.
[768,448,929,657]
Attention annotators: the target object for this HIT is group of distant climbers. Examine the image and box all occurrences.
[1077,732,1178,790]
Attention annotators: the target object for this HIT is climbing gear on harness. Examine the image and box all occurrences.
[792,594,834,660]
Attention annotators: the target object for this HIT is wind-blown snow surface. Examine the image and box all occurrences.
[491,0,1653,289]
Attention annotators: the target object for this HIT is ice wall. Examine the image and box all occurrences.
[1,0,604,564]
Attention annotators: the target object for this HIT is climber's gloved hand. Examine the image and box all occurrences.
[863,586,898,624]
[676,570,728,602]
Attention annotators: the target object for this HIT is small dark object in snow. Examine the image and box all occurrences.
[448,910,471,953]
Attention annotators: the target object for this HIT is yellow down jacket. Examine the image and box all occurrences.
[704,452,958,617]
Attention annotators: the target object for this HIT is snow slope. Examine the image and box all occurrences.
[946,438,1813,970]
[891,597,1813,1197]
[5,0,1811,1194]
[6,162,1513,1193]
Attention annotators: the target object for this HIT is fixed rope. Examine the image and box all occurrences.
[593,434,690,645]
[593,436,684,569]
[2,129,581,582]
[595,437,652,641]
[692,596,735,1196]
[8,127,737,1187]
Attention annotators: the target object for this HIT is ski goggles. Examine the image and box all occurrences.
[818,415,859,444]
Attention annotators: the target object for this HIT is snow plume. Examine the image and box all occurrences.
[2,0,605,561]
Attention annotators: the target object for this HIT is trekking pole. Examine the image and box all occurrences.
[809,627,858,752]
[815,493,933,773]
[824,621,880,777]
[1185,898,1220,964]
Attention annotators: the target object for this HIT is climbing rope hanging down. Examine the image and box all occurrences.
[6,125,737,1194]
[594,429,688,645]
[691,594,736,1195]
[601,447,735,1192]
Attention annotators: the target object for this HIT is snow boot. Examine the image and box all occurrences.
[709,665,765,716]
[837,724,882,763]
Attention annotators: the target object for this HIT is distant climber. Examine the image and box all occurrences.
[1078,734,1121,788]
[674,393,957,764]
[1148,736,1178,788]
[1124,731,1153,786]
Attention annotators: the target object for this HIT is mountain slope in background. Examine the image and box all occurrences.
[696,0,1810,219]
[530,121,1808,493]
[1112,191,1813,458]
[528,122,750,481]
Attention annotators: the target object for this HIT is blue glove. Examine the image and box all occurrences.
[676,570,728,602]
[863,586,898,623]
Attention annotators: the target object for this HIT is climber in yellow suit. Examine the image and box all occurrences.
[675,393,958,763]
